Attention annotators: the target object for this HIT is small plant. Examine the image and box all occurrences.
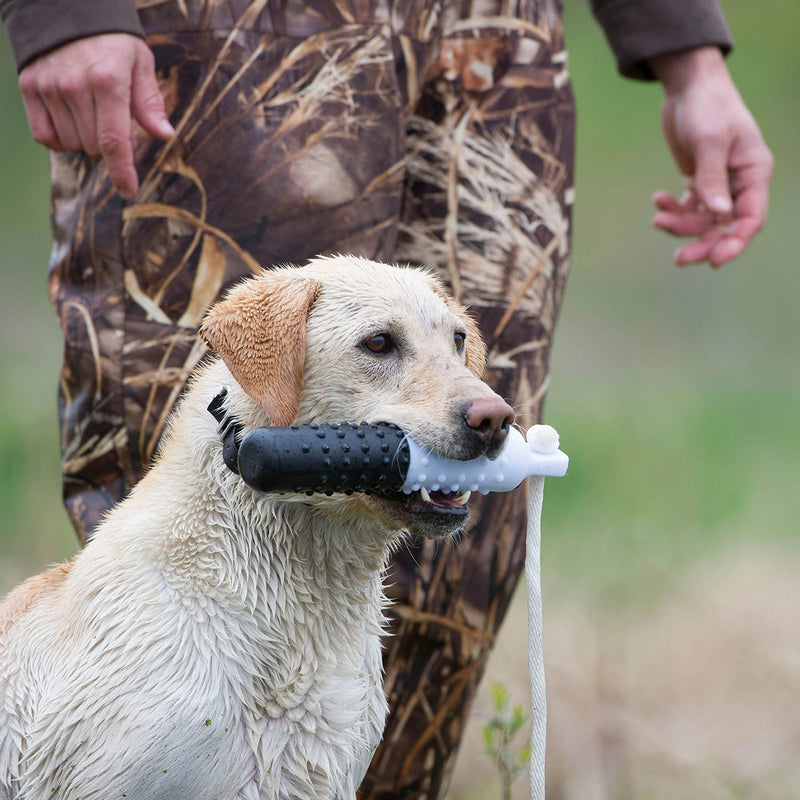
[481,682,531,800]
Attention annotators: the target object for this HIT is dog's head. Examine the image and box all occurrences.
[199,256,514,538]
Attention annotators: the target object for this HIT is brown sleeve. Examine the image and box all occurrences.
[0,0,145,72]
[589,0,734,81]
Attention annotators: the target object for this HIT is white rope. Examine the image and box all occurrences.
[527,474,547,800]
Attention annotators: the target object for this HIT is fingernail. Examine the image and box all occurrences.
[708,194,732,213]
[158,118,175,138]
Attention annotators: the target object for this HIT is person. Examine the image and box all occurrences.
[0,1,773,797]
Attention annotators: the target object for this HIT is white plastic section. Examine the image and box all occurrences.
[400,424,568,495]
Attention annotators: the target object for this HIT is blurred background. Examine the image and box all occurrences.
[0,1,797,798]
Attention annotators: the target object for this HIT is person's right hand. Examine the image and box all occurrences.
[18,33,174,199]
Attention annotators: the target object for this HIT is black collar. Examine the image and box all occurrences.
[207,388,243,474]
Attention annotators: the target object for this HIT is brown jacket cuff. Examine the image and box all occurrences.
[589,0,734,80]
[1,0,145,72]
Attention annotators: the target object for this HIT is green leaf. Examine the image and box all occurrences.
[509,705,529,734]
[491,682,508,711]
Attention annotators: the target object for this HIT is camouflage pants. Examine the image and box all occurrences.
[47,1,574,796]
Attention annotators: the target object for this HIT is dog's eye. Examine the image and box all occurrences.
[454,331,466,354]
[362,333,396,354]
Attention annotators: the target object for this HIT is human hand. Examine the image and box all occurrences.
[649,47,773,267]
[18,33,174,199]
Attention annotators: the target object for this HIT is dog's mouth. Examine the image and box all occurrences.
[402,487,471,516]
[375,487,470,539]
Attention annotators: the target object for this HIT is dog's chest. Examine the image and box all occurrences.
[167,546,389,796]
[247,633,387,797]
[15,589,387,800]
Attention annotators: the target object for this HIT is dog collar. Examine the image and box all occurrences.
[207,388,243,475]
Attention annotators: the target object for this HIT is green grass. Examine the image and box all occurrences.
[541,378,800,610]
[0,36,77,589]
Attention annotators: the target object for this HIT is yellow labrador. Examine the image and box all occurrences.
[0,256,514,800]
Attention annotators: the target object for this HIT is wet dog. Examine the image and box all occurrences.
[0,256,513,799]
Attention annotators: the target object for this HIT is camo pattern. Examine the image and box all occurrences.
[47,1,574,795]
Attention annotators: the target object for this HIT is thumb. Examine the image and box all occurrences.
[692,134,733,215]
[130,47,174,141]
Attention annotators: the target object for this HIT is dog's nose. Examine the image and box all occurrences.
[463,396,515,449]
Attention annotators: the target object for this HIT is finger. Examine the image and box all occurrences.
[36,77,83,152]
[59,74,100,156]
[651,191,683,212]
[692,134,734,216]
[89,67,138,198]
[708,236,747,267]
[674,227,726,266]
[703,152,773,267]
[653,210,716,238]
[672,195,766,268]
[19,88,62,150]
[707,216,764,267]
[130,47,174,141]
[731,159,772,233]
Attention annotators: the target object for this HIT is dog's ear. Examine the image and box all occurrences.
[199,271,321,426]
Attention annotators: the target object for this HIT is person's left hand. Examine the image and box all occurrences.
[649,46,773,267]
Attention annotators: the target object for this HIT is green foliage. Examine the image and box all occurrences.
[481,683,531,800]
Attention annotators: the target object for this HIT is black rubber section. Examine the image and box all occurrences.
[236,422,411,497]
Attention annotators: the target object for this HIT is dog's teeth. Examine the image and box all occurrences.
[455,491,471,505]
[420,487,431,504]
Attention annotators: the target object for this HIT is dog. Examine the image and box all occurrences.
[0,256,514,800]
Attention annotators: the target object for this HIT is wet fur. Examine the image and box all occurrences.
[0,256,504,800]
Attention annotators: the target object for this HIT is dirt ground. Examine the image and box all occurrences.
[447,545,800,800]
